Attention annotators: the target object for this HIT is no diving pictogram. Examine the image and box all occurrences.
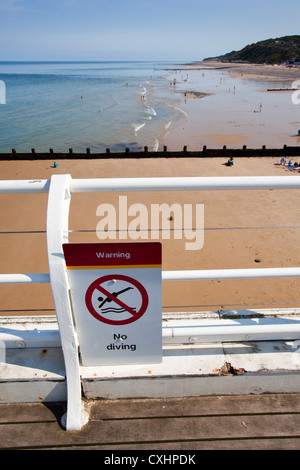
[85,274,149,326]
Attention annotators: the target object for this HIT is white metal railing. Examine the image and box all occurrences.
[2,175,300,194]
[2,267,300,284]
[1,173,300,431]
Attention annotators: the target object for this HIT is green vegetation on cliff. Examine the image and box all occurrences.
[205,36,300,65]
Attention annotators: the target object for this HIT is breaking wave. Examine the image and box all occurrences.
[131,122,146,136]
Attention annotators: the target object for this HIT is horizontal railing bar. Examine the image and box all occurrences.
[0,330,61,349]
[1,268,300,285]
[0,273,50,284]
[163,267,300,281]
[1,318,300,347]
[70,176,300,192]
[163,322,300,343]
[1,176,300,195]
[0,179,50,194]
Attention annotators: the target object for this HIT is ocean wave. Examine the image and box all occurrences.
[131,122,146,136]
[97,101,118,113]
[152,139,159,151]
[139,86,147,96]
[165,103,188,119]
[145,105,157,117]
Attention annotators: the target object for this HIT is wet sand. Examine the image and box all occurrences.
[1,155,300,316]
[163,61,300,151]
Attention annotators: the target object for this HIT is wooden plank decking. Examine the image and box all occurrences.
[1,393,300,450]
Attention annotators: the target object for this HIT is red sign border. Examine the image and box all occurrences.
[85,274,149,326]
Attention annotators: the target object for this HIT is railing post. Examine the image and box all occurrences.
[46,174,88,431]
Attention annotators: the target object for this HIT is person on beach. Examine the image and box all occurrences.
[226,157,234,166]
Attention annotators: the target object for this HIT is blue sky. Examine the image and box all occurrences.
[0,0,299,61]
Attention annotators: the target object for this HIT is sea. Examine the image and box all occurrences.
[0,61,188,153]
[0,60,299,153]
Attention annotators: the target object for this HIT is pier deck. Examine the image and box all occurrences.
[1,394,300,450]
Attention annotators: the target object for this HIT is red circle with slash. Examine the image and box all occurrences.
[85,274,149,325]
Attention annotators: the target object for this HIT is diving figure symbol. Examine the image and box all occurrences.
[98,287,136,314]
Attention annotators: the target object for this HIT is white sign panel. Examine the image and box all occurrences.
[63,242,162,366]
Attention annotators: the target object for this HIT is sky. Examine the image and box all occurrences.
[0,0,299,61]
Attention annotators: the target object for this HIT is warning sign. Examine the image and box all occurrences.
[63,242,162,366]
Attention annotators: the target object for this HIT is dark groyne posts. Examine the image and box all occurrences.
[1,145,299,160]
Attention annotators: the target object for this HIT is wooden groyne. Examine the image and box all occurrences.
[0,145,299,160]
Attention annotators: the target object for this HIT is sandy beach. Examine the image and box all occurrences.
[183,60,300,80]
[163,61,300,151]
[1,155,300,316]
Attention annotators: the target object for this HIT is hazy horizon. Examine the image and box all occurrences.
[0,0,299,62]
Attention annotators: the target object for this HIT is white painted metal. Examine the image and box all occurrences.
[163,322,300,343]
[82,342,300,399]
[0,316,60,348]
[70,175,300,193]
[0,344,67,404]
[1,175,300,195]
[0,330,61,348]
[2,267,300,286]
[2,314,300,348]
[0,273,50,284]
[46,175,87,431]
[162,267,300,281]
[0,179,49,193]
